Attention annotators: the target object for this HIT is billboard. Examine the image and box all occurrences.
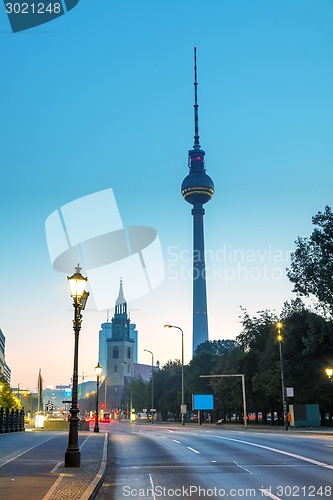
[192,394,214,410]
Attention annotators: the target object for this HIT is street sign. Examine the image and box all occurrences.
[181,404,187,414]
[143,408,147,412]
[150,409,156,412]
[286,387,294,397]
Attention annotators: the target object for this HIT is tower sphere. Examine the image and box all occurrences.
[181,170,214,205]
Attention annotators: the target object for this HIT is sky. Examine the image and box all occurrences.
[1,0,332,390]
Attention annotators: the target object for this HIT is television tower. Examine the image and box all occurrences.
[181,47,214,355]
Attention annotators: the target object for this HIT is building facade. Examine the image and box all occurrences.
[0,329,11,384]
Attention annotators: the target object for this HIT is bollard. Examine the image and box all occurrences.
[10,409,15,432]
[0,407,3,434]
[20,409,25,432]
[14,409,19,432]
[4,408,10,433]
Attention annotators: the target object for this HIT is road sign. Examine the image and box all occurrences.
[150,409,156,412]
[181,404,187,414]
[143,408,147,412]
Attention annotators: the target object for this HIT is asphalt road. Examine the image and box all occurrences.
[97,422,333,500]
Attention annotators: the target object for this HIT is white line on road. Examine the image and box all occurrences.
[50,461,62,474]
[233,460,252,474]
[187,447,200,454]
[172,440,181,443]
[149,474,157,500]
[212,435,333,470]
[259,489,282,500]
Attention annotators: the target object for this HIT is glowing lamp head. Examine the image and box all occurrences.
[326,368,333,378]
[68,264,88,300]
[95,363,102,378]
[277,322,282,329]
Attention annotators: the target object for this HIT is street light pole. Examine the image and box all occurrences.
[164,325,185,426]
[122,362,133,421]
[65,264,89,468]
[94,363,102,433]
[277,322,288,431]
[143,350,154,424]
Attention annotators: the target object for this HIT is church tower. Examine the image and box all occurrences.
[106,280,134,410]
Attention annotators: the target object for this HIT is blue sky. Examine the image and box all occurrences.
[1,0,332,389]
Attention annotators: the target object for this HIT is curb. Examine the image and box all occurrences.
[80,432,108,500]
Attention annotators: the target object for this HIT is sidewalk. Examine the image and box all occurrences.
[0,430,108,500]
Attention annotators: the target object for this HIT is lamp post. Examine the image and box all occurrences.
[164,325,185,426]
[143,349,154,423]
[94,363,102,433]
[277,322,288,431]
[65,264,89,468]
[102,376,107,411]
[122,362,133,421]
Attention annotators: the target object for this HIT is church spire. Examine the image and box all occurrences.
[115,278,127,315]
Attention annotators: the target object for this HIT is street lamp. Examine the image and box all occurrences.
[164,325,185,426]
[65,264,89,468]
[122,362,133,421]
[326,368,333,384]
[143,349,154,424]
[94,363,102,433]
[277,322,288,431]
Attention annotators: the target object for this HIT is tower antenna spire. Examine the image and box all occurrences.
[194,46,200,148]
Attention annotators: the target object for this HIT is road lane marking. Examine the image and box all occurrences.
[50,461,62,473]
[233,460,252,474]
[173,439,181,443]
[212,435,333,469]
[187,447,200,454]
[259,489,282,500]
[149,474,157,500]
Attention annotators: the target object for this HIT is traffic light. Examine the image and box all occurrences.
[101,403,105,408]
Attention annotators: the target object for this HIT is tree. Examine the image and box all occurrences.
[184,350,220,407]
[194,339,236,356]
[287,206,333,315]
[153,360,182,420]
[0,377,21,410]
[126,376,148,412]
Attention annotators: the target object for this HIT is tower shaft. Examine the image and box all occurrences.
[192,204,208,352]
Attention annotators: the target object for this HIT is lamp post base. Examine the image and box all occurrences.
[65,449,81,468]
[94,425,100,433]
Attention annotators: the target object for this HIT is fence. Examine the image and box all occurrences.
[0,407,25,433]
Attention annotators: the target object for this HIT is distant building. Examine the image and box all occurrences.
[0,329,11,384]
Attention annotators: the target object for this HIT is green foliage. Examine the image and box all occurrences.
[126,375,148,412]
[287,206,333,315]
[153,360,182,417]
[0,377,22,410]
[184,350,220,405]
[194,339,236,356]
